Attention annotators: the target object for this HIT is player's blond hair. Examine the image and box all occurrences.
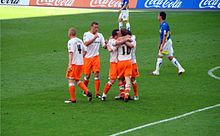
[68,27,76,36]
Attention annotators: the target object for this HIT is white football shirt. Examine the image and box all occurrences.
[83,32,105,58]
[67,37,87,65]
[117,36,135,61]
[108,38,118,63]
[131,35,137,64]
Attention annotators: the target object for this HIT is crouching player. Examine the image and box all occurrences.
[101,29,131,101]
[65,27,92,103]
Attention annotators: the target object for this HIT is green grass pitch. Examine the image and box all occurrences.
[1,6,220,136]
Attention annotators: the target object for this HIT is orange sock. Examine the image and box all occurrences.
[103,82,111,95]
[132,83,138,96]
[83,79,89,87]
[120,90,125,98]
[124,89,130,99]
[69,85,76,101]
[118,83,125,98]
[94,79,100,95]
[78,82,89,95]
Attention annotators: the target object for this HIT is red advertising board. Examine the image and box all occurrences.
[29,0,138,9]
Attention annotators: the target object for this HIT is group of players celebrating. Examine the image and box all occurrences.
[64,0,185,104]
[65,22,138,103]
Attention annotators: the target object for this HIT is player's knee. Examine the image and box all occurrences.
[158,55,163,58]
[132,79,137,85]
[168,56,173,61]
[76,80,81,85]
[125,83,131,90]
[109,79,115,85]
[94,74,100,80]
[68,81,75,87]
[84,74,90,81]
[94,72,99,78]
[118,18,122,22]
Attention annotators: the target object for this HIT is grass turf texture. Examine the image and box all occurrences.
[1,6,220,136]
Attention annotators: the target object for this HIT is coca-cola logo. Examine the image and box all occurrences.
[199,0,220,8]
[144,0,183,8]
[36,0,75,6]
[90,0,122,8]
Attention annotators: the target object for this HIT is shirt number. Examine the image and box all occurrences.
[77,43,82,54]
[122,46,131,55]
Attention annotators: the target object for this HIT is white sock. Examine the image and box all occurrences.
[171,58,183,70]
[156,58,163,72]
[119,22,123,30]
[126,22,130,30]
[102,93,106,97]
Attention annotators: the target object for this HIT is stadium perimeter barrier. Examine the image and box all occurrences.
[1,0,220,10]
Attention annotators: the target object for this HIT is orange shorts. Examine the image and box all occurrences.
[132,63,140,78]
[66,65,83,80]
[117,60,132,78]
[109,62,118,80]
[83,55,100,75]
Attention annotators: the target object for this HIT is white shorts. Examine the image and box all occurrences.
[119,10,129,21]
[158,39,174,57]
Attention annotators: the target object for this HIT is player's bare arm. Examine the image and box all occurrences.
[115,36,132,47]
[125,41,134,48]
[84,34,98,46]
[102,40,108,49]
[160,33,167,52]
[68,52,73,71]
[83,51,87,57]
[106,45,113,52]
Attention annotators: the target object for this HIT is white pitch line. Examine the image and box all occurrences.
[110,103,220,136]
[208,66,220,80]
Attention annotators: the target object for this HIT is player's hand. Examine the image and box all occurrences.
[103,45,107,49]
[125,37,132,42]
[158,44,161,49]
[105,39,108,44]
[159,47,163,52]
[94,34,98,39]
[67,64,72,72]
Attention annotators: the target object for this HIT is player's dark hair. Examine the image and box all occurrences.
[112,29,119,37]
[91,21,99,26]
[121,28,129,36]
[160,11,166,20]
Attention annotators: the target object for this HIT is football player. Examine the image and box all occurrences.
[65,27,92,103]
[152,11,185,76]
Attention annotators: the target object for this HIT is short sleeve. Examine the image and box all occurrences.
[108,39,117,51]
[67,41,74,53]
[162,24,167,35]
[83,33,89,43]
[99,33,106,47]
[82,42,87,52]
